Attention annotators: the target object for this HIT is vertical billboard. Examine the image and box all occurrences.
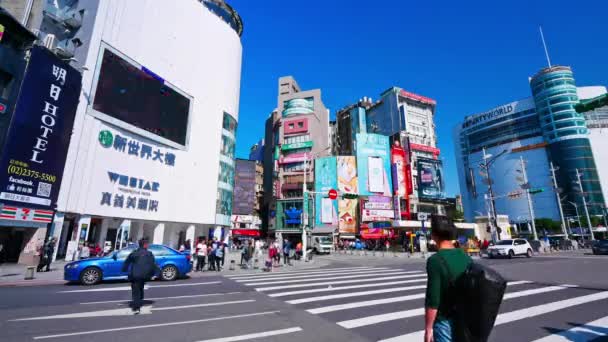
[417,157,446,200]
[391,140,412,219]
[314,157,338,227]
[0,46,82,209]
[355,133,392,196]
[232,160,256,215]
[337,156,358,234]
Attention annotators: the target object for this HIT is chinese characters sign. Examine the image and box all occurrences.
[100,171,160,212]
[98,129,176,167]
[0,46,81,209]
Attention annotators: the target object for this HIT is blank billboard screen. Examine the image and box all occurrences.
[92,48,191,146]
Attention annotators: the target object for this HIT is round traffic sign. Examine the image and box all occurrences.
[328,189,338,200]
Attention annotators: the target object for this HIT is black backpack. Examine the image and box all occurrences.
[438,256,507,342]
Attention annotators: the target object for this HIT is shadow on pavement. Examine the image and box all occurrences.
[543,322,608,341]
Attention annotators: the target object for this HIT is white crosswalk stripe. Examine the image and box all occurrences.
[228,265,608,342]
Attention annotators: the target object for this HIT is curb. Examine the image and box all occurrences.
[0,279,66,287]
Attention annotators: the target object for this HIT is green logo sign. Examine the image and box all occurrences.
[98,130,114,148]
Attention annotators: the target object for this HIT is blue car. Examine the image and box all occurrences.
[64,244,192,285]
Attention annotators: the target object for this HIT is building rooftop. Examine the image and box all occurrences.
[200,0,243,37]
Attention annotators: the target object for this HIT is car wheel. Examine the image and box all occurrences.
[161,265,178,281]
[526,249,533,258]
[508,250,514,259]
[80,267,102,285]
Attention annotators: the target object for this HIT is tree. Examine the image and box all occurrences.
[534,218,562,234]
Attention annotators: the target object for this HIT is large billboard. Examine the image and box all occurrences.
[337,156,358,193]
[314,157,338,227]
[0,46,81,209]
[356,133,392,196]
[417,157,446,200]
[338,199,357,234]
[232,160,256,215]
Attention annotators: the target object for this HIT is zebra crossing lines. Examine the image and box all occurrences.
[288,284,427,305]
[224,266,374,280]
[228,267,388,282]
[378,291,608,342]
[335,282,573,329]
[531,315,608,341]
[244,270,419,286]
[268,278,428,297]
[195,327,303,342]
[254,273,426,291]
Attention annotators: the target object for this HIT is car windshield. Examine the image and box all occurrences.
[320,237,332,244]
[114,248,135,260]
[496,240,513,246]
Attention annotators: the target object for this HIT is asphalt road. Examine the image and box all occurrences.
[1,254,607,342]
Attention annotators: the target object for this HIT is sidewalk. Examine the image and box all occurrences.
[0,261,68,287]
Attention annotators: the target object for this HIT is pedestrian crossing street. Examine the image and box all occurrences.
[225,266,608,342]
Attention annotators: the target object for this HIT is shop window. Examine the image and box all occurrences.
[223,112,237,134]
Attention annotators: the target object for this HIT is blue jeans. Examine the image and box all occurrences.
[434,319,453,342]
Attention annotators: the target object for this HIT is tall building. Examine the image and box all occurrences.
[0,0,244,261]
[248,139,264,162]
[231,159,263,237]
[335,87,446,218]
[455,65,606,231]
[263,76,331,241]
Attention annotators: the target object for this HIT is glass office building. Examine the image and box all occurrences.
[455,65,607,224]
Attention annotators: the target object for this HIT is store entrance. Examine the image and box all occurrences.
[0,229,24,263]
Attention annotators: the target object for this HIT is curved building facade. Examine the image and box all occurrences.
[28,0,244,259]
[455,71,607,227]
[530,67,604,217]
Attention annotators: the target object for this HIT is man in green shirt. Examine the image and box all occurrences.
[425,215,472,342]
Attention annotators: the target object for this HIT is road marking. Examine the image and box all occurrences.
[288,284,427,305]
[502,285,568,299]
[153,299,255,311]
[337,282,553,329]
[80,292,241,305]
[308,293,426,314]
[225,266,372,279]
[255,274,426,291]
[232,267,394,282]
[244,270,413,286]
[195,327,303,342]
[59,281,221,293]
[269,279,427,297]
[378,291,608,342]
[59,285,149,293]
[32,311,280,340]
[531,315,608,341]
[268,279,426,298]
[11,299,254,321]
[150,281,221,288]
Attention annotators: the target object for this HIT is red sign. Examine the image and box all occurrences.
[410,143,440,156]
[399,90,436,105]
[0,103,6,114]
[328,189,338,200]
[232,229,260,237]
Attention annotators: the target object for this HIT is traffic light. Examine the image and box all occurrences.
[342,193,359,199]
[486,225,491,233]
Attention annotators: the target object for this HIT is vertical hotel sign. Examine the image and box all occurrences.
[0,46,82,209]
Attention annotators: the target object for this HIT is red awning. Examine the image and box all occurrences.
[232,229,260,237]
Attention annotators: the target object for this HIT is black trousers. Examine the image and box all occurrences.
[208,255,215,270]
[196,255,205,271]
[215,257,222,271]
[131,279,145,310]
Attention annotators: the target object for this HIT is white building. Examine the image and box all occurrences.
[35,0,244,259]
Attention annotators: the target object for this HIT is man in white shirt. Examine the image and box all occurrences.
[195,239,207,272]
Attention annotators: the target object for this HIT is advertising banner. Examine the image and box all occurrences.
[337,156,358,194]
[338,199,357,234]
[233,160,256,215]
[279,152,310,164]
[0,46,81,209]
[281,141,313,151]
[391,146,407,196]
[314,157,338,227]
[356,133,392,196]
[361,209,395,221]
[417,157,446,200]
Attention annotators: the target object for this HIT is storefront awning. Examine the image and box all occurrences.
[231,229,260,237]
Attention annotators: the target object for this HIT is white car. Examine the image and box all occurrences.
[487,239,533,259]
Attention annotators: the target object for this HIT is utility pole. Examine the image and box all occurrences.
[520,156,539,240]
[550,162,568,239]
[481,148,499,242]
[576,169,595,241]
[302,153,309,261]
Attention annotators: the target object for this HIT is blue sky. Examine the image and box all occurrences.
[232,0,607,196]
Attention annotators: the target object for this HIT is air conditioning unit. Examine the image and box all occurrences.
[42,34,56,49]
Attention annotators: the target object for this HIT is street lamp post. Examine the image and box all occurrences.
[519,156,539,241]
[481,148,508,242]
[575,169,595,241]
[302,147,331,261]
[549,162,568,239]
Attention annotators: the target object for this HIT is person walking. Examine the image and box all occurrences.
[424,215,472,342]
[283,239,292,266]
[220,241,226,268]
[122,240,158,314]
[195,238,207,272]
[41,238,56,272]
[214,242,223,271]
[79,242,90,260]
[208,241,216,271]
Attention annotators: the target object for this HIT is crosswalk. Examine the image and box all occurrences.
[225,266,608,342]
